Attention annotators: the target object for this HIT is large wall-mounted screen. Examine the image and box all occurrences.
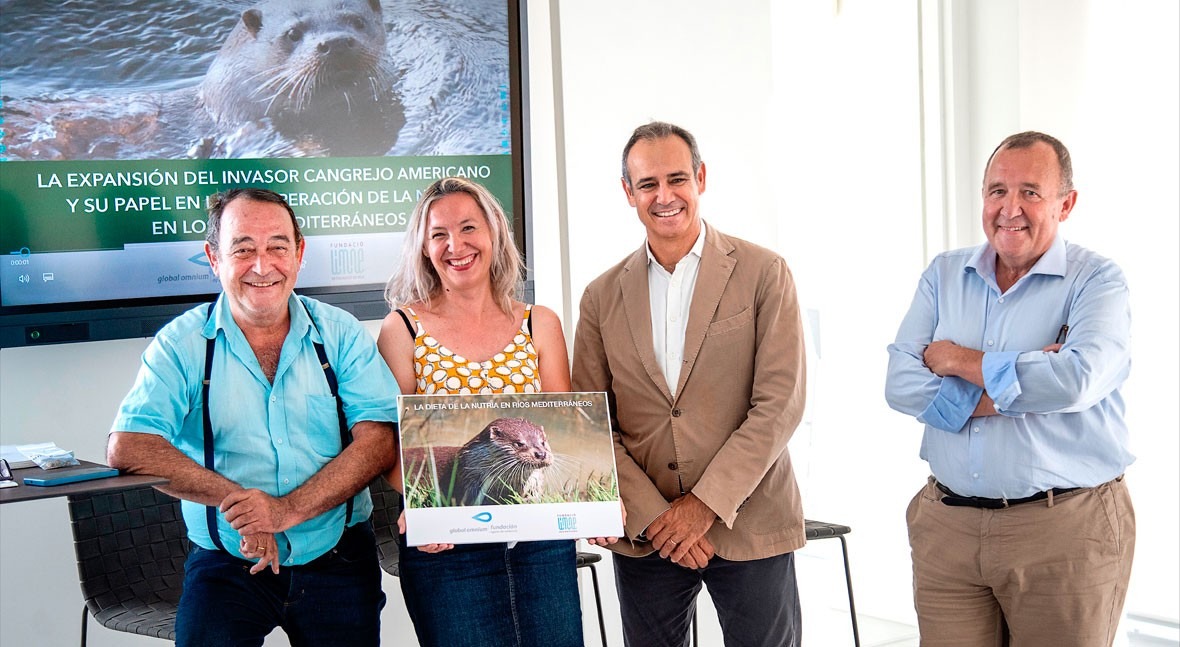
[0,0,524,347]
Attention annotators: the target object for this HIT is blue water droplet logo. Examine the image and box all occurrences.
[188,252,211,267]
[472,512,493,523]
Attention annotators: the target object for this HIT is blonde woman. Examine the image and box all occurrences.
[379,177,608,646]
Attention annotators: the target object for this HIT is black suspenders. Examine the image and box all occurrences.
[201,301,354,553]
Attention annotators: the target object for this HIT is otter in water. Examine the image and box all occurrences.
[4,0,405,160]
[405,418,554,506]
[199,0,405,156]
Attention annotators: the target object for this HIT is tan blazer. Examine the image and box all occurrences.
[572,224,807,561]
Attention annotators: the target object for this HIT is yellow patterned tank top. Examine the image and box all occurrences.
[407,305,542,395]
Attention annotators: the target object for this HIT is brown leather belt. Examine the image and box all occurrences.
[936,481,1081,509]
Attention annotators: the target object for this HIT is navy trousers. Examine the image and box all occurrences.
[613,550,802,647]
[174,522,385,647]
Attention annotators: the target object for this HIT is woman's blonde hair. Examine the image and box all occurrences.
[384,177,523,315]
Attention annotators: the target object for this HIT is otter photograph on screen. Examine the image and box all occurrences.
[0,0,509,159]
[197,0,405,157]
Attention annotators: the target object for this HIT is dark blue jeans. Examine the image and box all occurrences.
[613,550,802,647]
[174,522,386,647]
[398,536,583,647]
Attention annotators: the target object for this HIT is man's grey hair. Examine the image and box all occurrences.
[621,121,703,188]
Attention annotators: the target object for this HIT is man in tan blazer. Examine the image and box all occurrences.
[572,122,807,647]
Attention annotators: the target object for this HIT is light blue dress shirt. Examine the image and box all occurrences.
[885,236,1134,499]
[113,294,398,565]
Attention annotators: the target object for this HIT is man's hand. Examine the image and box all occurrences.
[924,340,966,377]
[239,533,280,575]
[221,489,295,536]
[924,340,985,387]
[673,535,715,570]
[648,493,717,566]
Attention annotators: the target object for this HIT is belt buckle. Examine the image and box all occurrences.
[974,496,1006,510]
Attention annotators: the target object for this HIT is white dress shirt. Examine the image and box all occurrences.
[647,223,706,397]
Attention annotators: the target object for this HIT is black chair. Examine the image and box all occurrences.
[68,485,188,646]
[691,519,860,647]
[369,475,402,577]
[368,476,611,647]
[575,550,609,647]
[804,519,860,647]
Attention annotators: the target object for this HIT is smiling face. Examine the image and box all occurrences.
[205,196,304,330]
[424,192,493,292]
[982,140,1077,275]
[622,135,706,266]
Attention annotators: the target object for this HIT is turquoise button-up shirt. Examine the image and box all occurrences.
[113,294,397,565]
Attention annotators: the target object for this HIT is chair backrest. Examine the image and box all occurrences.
[368,477,402,577]
[68,485,189,641]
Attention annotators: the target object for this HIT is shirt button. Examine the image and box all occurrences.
[271,396,277,403]
[277,439,284,445]
[671,408,681,417]
[998,297,1005,303]
[668,462,678,470]
[283,478,290,485]
[987,340,994,346]
[972,427,980,433]
[972,473,979,479]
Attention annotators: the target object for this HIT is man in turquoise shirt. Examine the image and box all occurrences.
[886,132,1135,647]
[109,188,397,646]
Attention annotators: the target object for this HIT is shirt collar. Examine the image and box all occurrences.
[646,221,707,269]
[967,234,1068,281]
[202,293,314,343]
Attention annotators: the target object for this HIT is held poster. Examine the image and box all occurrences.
[398,392,623,546]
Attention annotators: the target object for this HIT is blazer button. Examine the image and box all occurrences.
[668,462,678,471]
[671,408,682,417]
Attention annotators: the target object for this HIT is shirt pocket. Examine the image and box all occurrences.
[706,307,753,337]
[305,394,344,458]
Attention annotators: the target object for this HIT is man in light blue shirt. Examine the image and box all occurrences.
[885,132,1135,647]
[109,188,397,646]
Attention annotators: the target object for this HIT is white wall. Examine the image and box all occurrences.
[553,0,776,312]
[2,1,1177,645]
[766,0,930,625]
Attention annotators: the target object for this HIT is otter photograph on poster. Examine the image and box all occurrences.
[398,392,624,546]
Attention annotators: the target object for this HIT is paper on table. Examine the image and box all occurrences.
[0,443,64,469]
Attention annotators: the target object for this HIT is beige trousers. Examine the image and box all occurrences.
[906,476,1135,647]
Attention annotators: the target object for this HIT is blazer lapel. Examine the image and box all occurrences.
[620,245,674,403]
[675,226,736,399]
